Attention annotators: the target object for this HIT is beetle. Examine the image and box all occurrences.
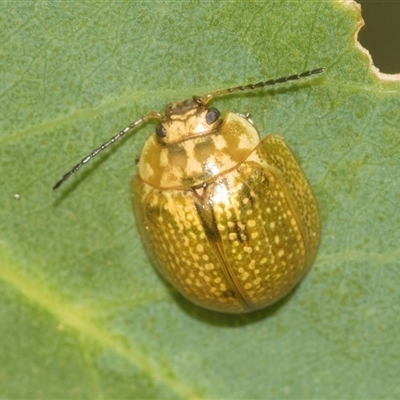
[54,68,324,313]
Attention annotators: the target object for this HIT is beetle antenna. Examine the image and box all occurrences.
[53,111,163,190]
[202,67,325,104]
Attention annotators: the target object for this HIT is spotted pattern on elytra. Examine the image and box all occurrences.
[133,180,245,312]
[207,160,307,309]
[255,134,320,266]
[132,123,319,313]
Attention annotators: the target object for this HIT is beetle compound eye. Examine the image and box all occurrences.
[156,123,167,138]
[206,108,220,125]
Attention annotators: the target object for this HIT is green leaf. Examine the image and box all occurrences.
[1,1,399,398]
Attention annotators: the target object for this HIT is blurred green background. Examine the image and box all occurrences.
[1,1,400,399]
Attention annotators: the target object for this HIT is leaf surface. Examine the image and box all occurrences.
[1,1,399,398]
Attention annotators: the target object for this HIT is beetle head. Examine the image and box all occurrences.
[155,97,222,145]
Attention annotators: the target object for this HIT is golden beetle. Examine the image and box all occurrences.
[54,68,323,313]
